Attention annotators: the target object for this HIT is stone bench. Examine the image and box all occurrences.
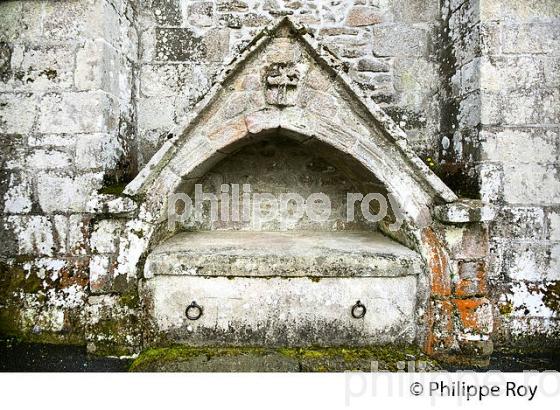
[142,231,424,347]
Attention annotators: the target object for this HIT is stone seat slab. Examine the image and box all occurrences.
[144,231,422,278]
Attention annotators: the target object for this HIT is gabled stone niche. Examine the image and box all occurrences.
[142,131,422,347]
[86,18,495,365]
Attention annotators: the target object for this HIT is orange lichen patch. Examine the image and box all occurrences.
[453,298,492,334]
[423,303,435,354]
[59,258,90,288]
[422,227,451,297]
[424,299,455,354]
[455,260,487,297]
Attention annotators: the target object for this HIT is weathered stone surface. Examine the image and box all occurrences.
[426,299,456,353]
[145,274,417,346]
[502,163,560,205]
[356,57,390,72]
[36,172,104,213]
[502,22,560,55]
[75,39,122,96]
[393,0,438,23]
[0,0,559,362]
[155,28,207,61]
[480,129,558,163]
[490,207,546,240]
[89,255,114,293]
[2,171,33,214]
[501,282,560,323]
[91,220,122,254]
[85,193,137,215]
[187,1,215,27]
[0,41,12,83]
[494,241,559,282]
[422,228,451,297]
[455,261,487,298]
[85,294,141,356]
[453,298,494,337]
[137,96,176,130]
[345,6,385,27]
[28,149,72,170]
[480,0,560,22]
[393,58,437,109]
[0,2,22,43]
[444,225,489,260]
[145,231,422,278]
[5,215,56,256]
[6,45,74,91]
[372,24,427,57]
[434,200,496,223]
[75,133,122,170]
[0,93,37,134]
[67,214,91,256]
[140,63,193,97]
[39,92,118,134]
[152,0,182,26]
[217,0,248,12]
[547,209,560,241]
[203,28,231,62]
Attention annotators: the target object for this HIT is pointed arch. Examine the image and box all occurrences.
[123,17,456,232]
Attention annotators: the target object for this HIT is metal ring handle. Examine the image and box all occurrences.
[351,300,366,319]
[185,301,203,320]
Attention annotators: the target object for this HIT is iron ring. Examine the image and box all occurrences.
[351,300,366,319]
[185,301,203,320]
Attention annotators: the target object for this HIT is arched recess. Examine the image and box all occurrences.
[112,17,459,351]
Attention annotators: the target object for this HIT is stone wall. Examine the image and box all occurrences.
[0,0,137,344]
[440,0,560,351]
[475,0,560,349]
[438,0,483,194]
[0,0,559,358]
[135,0,441,167]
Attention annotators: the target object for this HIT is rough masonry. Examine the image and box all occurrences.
[0,0,558,364]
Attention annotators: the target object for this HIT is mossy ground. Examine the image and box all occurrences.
[129,345,439,372]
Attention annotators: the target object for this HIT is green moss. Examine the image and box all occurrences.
[129,346,267,371]
[0,261,42,297]
[119,293,139,309]
[93,343,136,358]
[13,255,35,264]
[0,307,84,347]
[130,345,437,372]
[98,183,127,196]
[543,281,560,313]
[0,306,20,336]
[498,301,513,316]
[495,339,560,356]
[89,317,139,357]
[277,345,425,365]
[23,331,84,346]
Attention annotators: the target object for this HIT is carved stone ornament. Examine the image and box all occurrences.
[264,62,300,106]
